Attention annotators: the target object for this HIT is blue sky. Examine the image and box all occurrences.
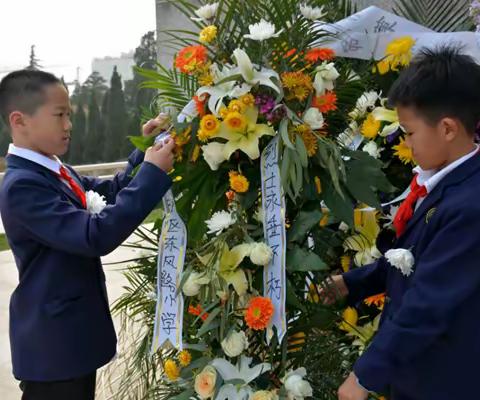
[0,0,156,83]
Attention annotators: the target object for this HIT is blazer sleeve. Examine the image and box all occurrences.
[77,149,145,204]
[4,161,171,258]
[342,258,388,305]
[353,206,480,393]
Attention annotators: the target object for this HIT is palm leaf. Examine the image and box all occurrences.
[393,0,474,32]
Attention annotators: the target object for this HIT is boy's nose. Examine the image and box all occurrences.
[65,119,73,131]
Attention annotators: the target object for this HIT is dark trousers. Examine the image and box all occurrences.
[20,371,96,400]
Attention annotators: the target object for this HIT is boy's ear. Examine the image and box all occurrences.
[441,117,462,142]
[9,111,26,130]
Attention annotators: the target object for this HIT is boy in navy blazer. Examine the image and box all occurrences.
[0,70,175,400]
[330,47,480,400]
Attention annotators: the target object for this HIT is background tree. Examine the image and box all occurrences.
[26,45,42,70]
[67,102,87,164]
[83,92,104,163]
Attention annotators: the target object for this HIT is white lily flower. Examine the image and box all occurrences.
[313,62,340,95]
[212,356,271,400]
[197,64,251,116]
[201,142,228,171]
[191,2,219,22]
[372,106,401,137]
[299,4,326,21]
[232,48,281,94]
[244,19,283,41]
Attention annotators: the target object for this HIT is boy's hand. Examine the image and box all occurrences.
[142,113,171,137]
[318,275,349,305]
[338,373,369,400]
[145,138,176,173]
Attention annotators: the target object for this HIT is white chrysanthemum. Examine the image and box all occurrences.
[221,330,249,357]
[299,4,326,21]
[206,210,236,235]
[303,107,325,130]
[281,368,313,400]
[385,248,415,277]
[363,141,383,159]
[191,2,219,22]
[244,19,283,41]
[86,190,107,214]
[250,242,273,266]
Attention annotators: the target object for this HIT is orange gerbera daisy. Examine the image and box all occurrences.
[188,304,209,321]
[245,297,274,330]
[364,293,386,309]
[305,48,335,63]
[312,91,338,113]
[175,45,208,74]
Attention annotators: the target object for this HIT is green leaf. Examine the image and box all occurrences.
[170,389,195,400]
[295,135,309,168]
[287,246,328,272]
[289,210,323,243]
[280,118,295,150]
[197,307,222,337]
[286,279,307,313]
[128,135,154,152]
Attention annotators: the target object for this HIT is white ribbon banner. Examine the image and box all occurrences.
[261,135,287,343]
[151,190,186,353]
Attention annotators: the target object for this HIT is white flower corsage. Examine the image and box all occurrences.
[86,190,107,214]
[385,248,415,277]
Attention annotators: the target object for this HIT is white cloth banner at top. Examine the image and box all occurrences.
[315,6,480,63]
[261,135,287,343]
[151,190,186,354]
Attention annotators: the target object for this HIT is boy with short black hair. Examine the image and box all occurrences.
[0,69,174,400]
[332,47,480,399]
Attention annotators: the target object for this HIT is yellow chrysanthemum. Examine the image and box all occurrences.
[281,71,313,101]
[361,113,381,139]
[224,111,247,133]
[228,99,247,114]
[339,307,358,333]
[178,350,192,367]
[393,136,414,164]
[199,114,220,141]
[164,359,180,381]
[199,25,218,44]
[219,107,229,119]
[374,59,390,75]
[199,72,214,86]
[341,255,351,272]
[314,176,322,194]
[385,36,415,70]
[239,93,255,107]
[229,171,250,193]
[295,124,318,156]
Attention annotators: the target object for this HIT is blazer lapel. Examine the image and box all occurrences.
[398,152,480,241]
[6,155,85,208]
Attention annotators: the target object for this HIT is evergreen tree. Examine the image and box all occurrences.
[0,118,10,157]
[26,45,42,70]
[68,102,87,165]
[83,92,104,163]
[84,71,108,100]
[104,67,128,161]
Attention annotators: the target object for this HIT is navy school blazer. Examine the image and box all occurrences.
[0,149,171,381]
[343,152,480,399]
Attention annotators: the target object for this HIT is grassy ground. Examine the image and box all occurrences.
[0,208,164,253]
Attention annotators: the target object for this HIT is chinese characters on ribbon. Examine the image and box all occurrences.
[151,190,187,353]
[261,136,287,342]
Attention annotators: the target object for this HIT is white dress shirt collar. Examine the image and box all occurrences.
[8,143,63,175]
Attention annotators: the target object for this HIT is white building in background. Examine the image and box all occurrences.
[91,51,135,85]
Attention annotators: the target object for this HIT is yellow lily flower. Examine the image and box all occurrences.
[212,106,275,160]
[347,314,381,355]
[198,243,253,296]
[372,106,400,137]
[344,209,381,266]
